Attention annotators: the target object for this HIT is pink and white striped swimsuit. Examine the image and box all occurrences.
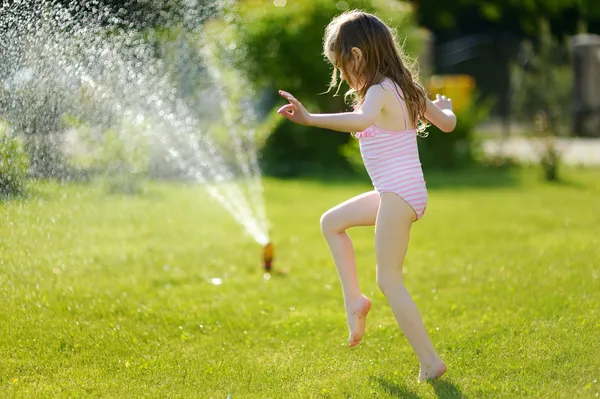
[355,79,428,219]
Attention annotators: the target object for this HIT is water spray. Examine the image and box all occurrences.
[0,0,271,248]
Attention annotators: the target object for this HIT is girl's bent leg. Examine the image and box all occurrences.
[320,190,380,346]
[375,192,446,381]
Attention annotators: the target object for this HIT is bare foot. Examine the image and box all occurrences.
[418,358,447,381]
[347,296,371,347]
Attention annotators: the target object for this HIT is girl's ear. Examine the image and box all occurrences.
[350,47,363,63]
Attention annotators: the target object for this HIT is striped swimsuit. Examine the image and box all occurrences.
[355,79,428,220]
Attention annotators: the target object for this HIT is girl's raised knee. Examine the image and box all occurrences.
[320,210,341,235]
[321,210,347,236]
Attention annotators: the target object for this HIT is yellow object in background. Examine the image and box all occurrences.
[426,75,476,112]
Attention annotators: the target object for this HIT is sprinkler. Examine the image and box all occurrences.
[263,242,274,272]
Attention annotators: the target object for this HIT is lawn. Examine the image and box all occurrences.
[1,167,599,398]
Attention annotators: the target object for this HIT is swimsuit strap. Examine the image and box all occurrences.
[380,79,412,131]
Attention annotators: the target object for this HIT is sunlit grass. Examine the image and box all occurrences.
[1,167,599,398]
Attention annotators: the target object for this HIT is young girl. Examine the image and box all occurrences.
[277,10,456,381]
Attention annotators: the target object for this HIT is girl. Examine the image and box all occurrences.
[277,10,456,381]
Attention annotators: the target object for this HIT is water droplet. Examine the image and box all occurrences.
[210,278,222,285]
[289,307,295,312]
[198,324,203,329]
[263,273,271,281]
[336,1,349,11]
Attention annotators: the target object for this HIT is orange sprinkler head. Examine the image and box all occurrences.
[263,242,274,272]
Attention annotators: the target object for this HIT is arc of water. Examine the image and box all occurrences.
[201,47,269,238]
[0,0,270,245]
[199,35,270,240]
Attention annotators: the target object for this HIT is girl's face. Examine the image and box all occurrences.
[328,48,364,90]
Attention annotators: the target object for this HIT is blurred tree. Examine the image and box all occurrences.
[511,20,573,181]
[409,0,600,39]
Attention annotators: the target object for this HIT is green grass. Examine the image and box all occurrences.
[1,167,599,398]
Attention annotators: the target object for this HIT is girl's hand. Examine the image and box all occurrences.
[277,90,312,126]
[433,94,453,111]
[424,94,456,133]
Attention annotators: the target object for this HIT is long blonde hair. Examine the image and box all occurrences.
[323,10,428,134]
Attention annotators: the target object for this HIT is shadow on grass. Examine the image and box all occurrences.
[429,380,466,399]
[372,376,422,399]
[542,176,590,190]
[372,376,466,399]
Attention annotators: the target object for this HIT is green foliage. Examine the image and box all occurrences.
[510,19,573,181]
[511,21,573,133]
[1,85,72,179]
[417,96,493,170]
[0,123,30,198]
[411,0,599,38]
[62,115,150,194]
[95,128,149,194]
[210,0,425,177]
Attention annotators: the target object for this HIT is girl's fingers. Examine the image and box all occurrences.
[278,108,294,121]
[279,90,303,107]
[287,95,302,108]
[279,90,295,102]
[277,104,295,114]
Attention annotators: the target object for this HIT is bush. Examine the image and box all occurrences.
[61,115,150,194]
[0,124,30,198]
[417,95,492,170]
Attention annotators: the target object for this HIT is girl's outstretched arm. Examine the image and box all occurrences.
[424,94,456,133]
[277,87,386,133]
